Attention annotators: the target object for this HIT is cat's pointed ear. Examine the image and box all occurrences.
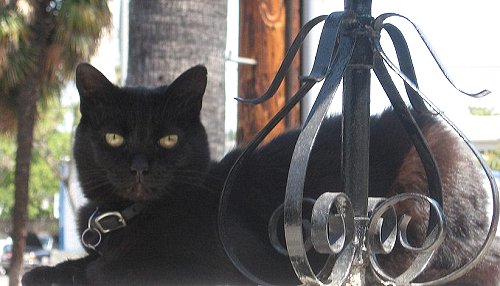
[166,65,207,117]
[76,63,115,97]
[76,63,117,120]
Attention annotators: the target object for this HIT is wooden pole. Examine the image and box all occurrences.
[237,0,301,145]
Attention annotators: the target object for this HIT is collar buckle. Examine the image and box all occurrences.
[93,211,127,233]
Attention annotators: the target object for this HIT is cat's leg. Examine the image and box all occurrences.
[22,253,97,286]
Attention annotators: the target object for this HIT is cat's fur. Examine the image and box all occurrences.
[22,64,500,285]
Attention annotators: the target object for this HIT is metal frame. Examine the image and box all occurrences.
[218,1,499,285]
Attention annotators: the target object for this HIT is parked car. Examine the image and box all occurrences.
[0,232,50,274]
[37,232,54,251]
[0,233,12,275]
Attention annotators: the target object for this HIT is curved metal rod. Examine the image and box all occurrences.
[367,193,446,285]
[373,13,490,98]
[417,113,500,286]
[368,200,397,255]
[407,92,499,286]
[268,197,316,256]
[218,81,315,286]
[373,56,444,234]
[300,12,346,82]
[373,37,499,286]
[311,192,355,255]
[235,15,327,104]
[398,214,443,253]
[381,23,429,113]
[284,33,356,285]
[218,12,349,285]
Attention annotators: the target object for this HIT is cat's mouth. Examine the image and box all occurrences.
[124,182,155,202]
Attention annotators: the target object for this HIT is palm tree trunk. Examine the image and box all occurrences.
[9,82,40,286]
[127,0,227,159]
[9,2,51,285]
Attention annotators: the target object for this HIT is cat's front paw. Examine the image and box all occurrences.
[22,266,78,286]
[22,266,56,285]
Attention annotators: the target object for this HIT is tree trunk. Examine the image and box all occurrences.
[237,0,302,145]
[9,82,40,286]
[127,0,227,159]
[9,2,52,285]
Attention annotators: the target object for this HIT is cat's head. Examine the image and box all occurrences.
[73,63,210,203]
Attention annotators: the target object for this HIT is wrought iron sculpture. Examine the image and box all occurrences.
[218,1,499,285]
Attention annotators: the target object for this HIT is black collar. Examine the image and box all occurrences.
[81,202,147,251]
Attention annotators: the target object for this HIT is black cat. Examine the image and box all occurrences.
[22,64,500,285]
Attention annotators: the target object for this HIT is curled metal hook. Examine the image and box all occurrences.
[372,15,499,285]
[311,192,355,255]
[367,193,446,285]
[81,208,102,251]
[378,23,429,114]
[218,12,352,286]
[284,33,356,285]
[268,198,316,256]
[367,200,397,255]
[373,13,490,99]
[373,56,444,236]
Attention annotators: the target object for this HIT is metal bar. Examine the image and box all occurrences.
[342,69,371,216]
[342,0,373,218]
[341,1,373,285]
[344,0,372,16]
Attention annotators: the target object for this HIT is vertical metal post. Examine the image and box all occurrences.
[342,0,372,217]
[342,0,373,284]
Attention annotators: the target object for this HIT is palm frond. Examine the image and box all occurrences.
[0,0,112,133]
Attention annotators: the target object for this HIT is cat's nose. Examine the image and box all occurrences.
[130,153,149,175]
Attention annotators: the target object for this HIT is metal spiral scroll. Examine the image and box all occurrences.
[218,9,499,286]
[366,193,446,285]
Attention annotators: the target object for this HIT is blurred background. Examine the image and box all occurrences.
[1,0,499,285]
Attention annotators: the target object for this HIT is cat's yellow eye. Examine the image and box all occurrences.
[159,134,178,149]
[105,133,125,147]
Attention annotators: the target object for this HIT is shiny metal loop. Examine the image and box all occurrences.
[218,82,316,286]
[368,203,397,255]
[367,193,446,285]
[379,23,429,114]
[81,227,102,251]
[311,192,355,255]
[284,30,356,285]
[81,208,102,250]
[397,214,442,253]
[302,12,347,82]
[409,107,500,286]
[373,56,443,235]
[235,15,327,104]
[367,197,397,255]
[268,198,315,256]
[373,33,499,284]
[218,81,315,286]
[218,11,354,286]
[373,13,490,98]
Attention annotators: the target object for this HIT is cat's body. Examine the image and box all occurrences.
[23,64,500,285]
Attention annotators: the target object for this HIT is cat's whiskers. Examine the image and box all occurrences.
[80,178,111,190]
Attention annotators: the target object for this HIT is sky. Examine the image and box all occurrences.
[370,0,500,115]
